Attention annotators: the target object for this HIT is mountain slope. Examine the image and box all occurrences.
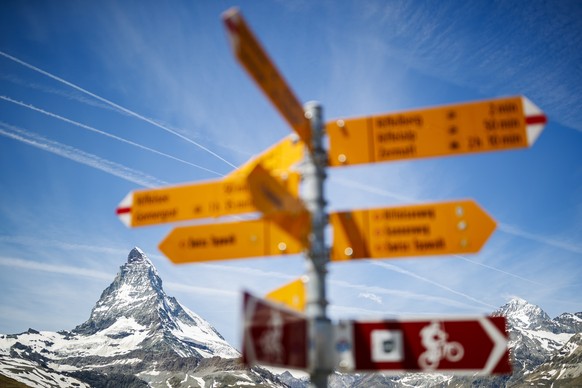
[73,247,238,360]
[1,248,580,387]
[519,333,582,386]
[326,297,582,387]
[0,247,284,387]
[492,297,575,383]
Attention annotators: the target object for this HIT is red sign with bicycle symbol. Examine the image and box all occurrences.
[351,316,510,375]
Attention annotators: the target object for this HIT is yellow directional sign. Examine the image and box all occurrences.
[159,217,305,263]
[327,96,547,166]
[266,277,307,312]
[116,173,300,228]
[229,135,305,179]
[330,200,496,261]
[248,163,306,216]
[222,8,311,146]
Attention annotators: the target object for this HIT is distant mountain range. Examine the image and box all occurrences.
[323,297,582,387]
[1,248,580,387]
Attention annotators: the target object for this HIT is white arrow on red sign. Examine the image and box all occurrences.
[334,316,510,375]
[242,291,308,370]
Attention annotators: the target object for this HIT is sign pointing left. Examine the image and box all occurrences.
[116,173,300,228]
[159,217,305,263]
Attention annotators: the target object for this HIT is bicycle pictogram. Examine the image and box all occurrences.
[418,321,464,370]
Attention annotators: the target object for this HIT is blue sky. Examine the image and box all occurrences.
[0,0,581,348]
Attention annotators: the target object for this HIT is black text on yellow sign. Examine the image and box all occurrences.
[116,173,301,228]
[330,200,496,261]
[327,96,547,167]
[159,217,306,263]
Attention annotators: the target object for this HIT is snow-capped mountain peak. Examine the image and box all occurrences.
[127,246,148,263]
[72,247,239,359]
[494,296,553,330]
[0,248,290,387]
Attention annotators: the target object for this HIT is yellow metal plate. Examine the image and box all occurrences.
[266,278,307,312]
[331,200,496,261]
[117,172,300,227]
[248,163,305,215]
[328,96,545,166]
[159,217,306,263]
[223,8,311,146]
[229,135,305,179]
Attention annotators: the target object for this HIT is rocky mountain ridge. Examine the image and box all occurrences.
[492,297,582,387]
[0,248,580,387]
[0,248,284,387]
[322,297,581,387]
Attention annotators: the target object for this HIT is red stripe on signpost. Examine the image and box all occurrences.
[525,114,547,125]
[116,207,131,215]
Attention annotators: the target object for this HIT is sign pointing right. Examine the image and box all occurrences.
[327,95,547,166]
[330,200,496,261]
[336,316,511,375]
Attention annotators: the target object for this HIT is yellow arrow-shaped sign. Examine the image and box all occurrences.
[228,135,305,179]
[327,96,547,167]
[159,216,306,264]
[330,200,496,261]
[116,172,300,228]
[222,8,311,147]
[266,277,307,312]
[248,163,306,216]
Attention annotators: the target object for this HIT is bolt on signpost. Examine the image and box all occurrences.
[117,7,548,387]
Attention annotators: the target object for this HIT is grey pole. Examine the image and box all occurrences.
[303,101,332,388]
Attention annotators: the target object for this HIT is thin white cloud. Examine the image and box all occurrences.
[0,234,298,282]
[0,95,224,177]
[366,2,582,131]
[0,255,241,299]
[0,256,111,280]
[358,292,383,305]
[0,236,130,258]
[0,121,167,188]
[164,282,238,298]
[193,263,297,281]
[329,304,470,318]
[330,175,581,269]
[0,50,237,169]
[0,73,118,113]
[369,261,496,309]
[498,223,582,255]
[453,254,546,287]
[0,234,484,312]
[330,279,486,311]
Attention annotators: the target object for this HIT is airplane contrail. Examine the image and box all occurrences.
[0,95,223,177]
[0,121,167,188]
[0,50,237,169]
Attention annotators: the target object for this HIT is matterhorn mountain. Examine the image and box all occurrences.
[73,247,238,359]
[0,248,285,387]
[1,249,581,387]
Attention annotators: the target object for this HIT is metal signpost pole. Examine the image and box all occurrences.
[303,102,332,387]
